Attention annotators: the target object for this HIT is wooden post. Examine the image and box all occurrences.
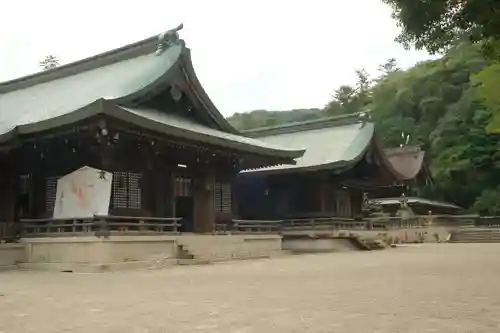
[193,173,215,233]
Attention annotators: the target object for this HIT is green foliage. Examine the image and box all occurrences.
[370,42,500,210]
[382,0,500,55]
[227,108,323,130]
[474,63,500,132]
[472,189,500,215]
[229,42,500,212]
[378,58,400,76]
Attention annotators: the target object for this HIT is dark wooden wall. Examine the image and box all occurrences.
[2,116,243,233]
[236,147,400,220]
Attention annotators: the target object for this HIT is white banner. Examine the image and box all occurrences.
[53,166,113,219]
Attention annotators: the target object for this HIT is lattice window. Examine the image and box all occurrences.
[45,176,59,214]
[214,182,232,213]
[111,172,142,209]
[128,173,142,209]
[213,183,221,212]
[221,183,232,213]
[112,172,128,208]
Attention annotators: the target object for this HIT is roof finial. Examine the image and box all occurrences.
[155,23,184,55]
[358,109,371,128]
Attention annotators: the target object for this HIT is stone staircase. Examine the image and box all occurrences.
[350,235,388,250]
[175,235,280,265]
[450,229,500,243]
[175,244,211,265]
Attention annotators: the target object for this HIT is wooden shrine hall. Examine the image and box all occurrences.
[0,25,304,237]
[236,112,409,220]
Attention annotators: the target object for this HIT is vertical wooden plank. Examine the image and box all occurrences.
[171,171,177,219]
[193,172,215,233]
[320,183,326,214]
[230,177,238,218]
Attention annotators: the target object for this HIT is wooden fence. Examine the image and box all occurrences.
[0,214,495,240]
[12,215,181,238]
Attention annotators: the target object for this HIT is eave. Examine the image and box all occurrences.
[0,28,304,161]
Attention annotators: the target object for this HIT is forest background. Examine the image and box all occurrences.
[228,0,500,214]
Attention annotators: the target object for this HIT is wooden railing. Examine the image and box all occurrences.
[369,216,425,230]
[0,214,492,239]
[93,215,181,234]
[18,215,182,237]
[366,214,478,230]
[475,216,500,228]
[282,217,367,231]
[20,217,95,235]
[232,219,282,233]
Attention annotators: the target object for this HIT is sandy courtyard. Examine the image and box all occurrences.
[1,243,500,333]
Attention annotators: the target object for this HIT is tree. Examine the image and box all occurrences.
[369,42,500,210]
[324,100,344,116]
[329,84,361,115]
[333,85,356,106]
[355,68,371,108]
[382,0,500,55]
[474,62,500,132]
[378,58,400,76]
[39,55,59,70]
[230,41,500,212]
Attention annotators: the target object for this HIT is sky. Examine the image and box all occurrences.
[0,0,434,117]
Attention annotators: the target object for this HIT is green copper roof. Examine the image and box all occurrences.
[115,106,305,158]
[0,29,304,159]
[0,40,182,137]
[241,113,375,174]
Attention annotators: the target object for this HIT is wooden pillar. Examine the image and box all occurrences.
[231,178,238,219]
[193,173,214,233]
[96,118,116,216]
[0,154,17,237]
[320,184,326,214]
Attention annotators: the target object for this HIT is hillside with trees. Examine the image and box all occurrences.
[228,108,324,130]
[227,41,500,214]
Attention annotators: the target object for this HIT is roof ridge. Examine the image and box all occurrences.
[0,32,169,93]
[242,111,371,138]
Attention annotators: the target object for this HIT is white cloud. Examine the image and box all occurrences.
[0,0,433,116]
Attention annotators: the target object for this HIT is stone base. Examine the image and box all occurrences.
[283,226,453,244]
[0,243,24,270]
[0,234,283,272]
[283,237,361,254]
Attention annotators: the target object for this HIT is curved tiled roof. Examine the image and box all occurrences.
[0,29,304,159]
[241,113,380,174]
[242,121,374,173]
[240,112,407,179]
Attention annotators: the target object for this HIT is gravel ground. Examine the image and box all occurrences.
[1,243,500,333]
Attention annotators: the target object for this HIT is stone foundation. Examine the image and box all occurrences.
[282,226,454,253]
[282,237,360,253]
[0,243,24,270]
[0,234,283,273]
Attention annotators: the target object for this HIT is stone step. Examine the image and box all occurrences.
[452,233,500,235]
[451,237,500,242]
[450,230,500,243]
[454,231,500,235]
[450,240,500,243]
[177,258,211,265]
